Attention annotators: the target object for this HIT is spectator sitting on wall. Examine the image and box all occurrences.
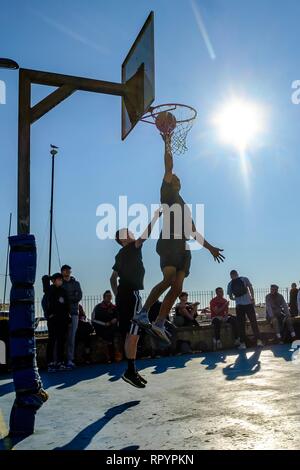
[266,284,296,343]
[47,273,71,372]
[174,292,199,327]
[75,304,94,364]
[289,283,299,317]
[91,290,123,363]
[61,264,83,370]
[210,287,240,350]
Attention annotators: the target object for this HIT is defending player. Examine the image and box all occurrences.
[110,209,161,388]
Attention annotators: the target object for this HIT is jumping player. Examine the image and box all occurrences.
[110,208,161,388]
[134,133,225,343]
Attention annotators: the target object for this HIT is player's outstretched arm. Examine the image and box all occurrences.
[110,271,118,297]
[191,221,225,263]
[162,133,173,183]
[136,208,162,248]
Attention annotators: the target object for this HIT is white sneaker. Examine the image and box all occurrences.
[257,339,264,347]
[234,339,241,347]
[133,308,151,329]
[151,323,171,344]
[238,342,247,350]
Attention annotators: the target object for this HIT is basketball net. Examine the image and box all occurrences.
[142,103,197,155]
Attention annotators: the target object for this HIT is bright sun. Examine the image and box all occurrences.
[213,99,264,152]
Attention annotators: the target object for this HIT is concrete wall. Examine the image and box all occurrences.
[33,316,300,369]
[1,315,299,372]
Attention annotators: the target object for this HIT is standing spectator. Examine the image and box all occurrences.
[75,305,94,364]
[266,285,296,343]
[47,273,71,372]
[91,290,122,362]
[210,287,240,350]
[227,270,263,349]
[41,275,51,319]
[174,292,199,327]
[61,264,82,369]
[289,283,299,317]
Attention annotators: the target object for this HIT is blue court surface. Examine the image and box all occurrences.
[1,345,299,450]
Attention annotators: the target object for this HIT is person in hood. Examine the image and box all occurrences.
[61,264,83,369]
[46,273,71,372]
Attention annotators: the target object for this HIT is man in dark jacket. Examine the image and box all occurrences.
[47,273,71,371]
[61,264,83,369]
[91,290,122,362]
[92,290,119,340]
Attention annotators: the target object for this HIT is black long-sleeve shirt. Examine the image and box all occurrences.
[48,285,71,321]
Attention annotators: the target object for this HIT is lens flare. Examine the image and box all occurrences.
[213,99,264,152]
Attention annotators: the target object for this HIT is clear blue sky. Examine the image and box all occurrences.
[1,0,300,302]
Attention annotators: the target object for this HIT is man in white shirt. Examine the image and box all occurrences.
[227,270,263,350]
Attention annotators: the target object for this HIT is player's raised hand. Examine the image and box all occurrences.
[209,246,225,263]
[160,132,173,143]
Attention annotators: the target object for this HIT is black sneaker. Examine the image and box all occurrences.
[122,370,146,388]
[136,372,147,384]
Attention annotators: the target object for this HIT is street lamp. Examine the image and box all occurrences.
[48,145,59,276]
[0,58,19,69]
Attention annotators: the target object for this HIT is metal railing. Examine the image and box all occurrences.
[29,287,291,336]
[33,287,290,319]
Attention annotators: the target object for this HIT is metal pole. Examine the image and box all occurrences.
[18,70,31,235]
[3,212,12,307]
[48,145,58,276]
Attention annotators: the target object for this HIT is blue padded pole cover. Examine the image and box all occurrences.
[8,234,48,436]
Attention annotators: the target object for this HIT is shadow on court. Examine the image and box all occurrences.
[0,363,124,398]
[0,377,14,398]
[0,345,295,398]
[107,354,196,382]
[200,351,227,370]
[222,349,262,381]
[53,401,140,450]
[267,343,294,361]
[43,363,125,391]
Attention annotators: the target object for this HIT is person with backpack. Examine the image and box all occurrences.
[227,270,263,349]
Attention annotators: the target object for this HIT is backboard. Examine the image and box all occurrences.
[122,11,155,140]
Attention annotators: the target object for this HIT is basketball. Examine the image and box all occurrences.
[155,111,177,134]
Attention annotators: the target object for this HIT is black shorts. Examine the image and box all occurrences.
[116,288,142,336]
[156,239,191,277]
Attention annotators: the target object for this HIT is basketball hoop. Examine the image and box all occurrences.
[141,103,197,155]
